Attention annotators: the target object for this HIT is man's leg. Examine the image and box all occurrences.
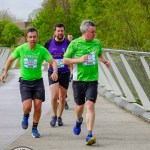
[50,83,59,126]
[22,99,32,129]
[73,104,84,135]
[76,104,84,120]
[58,85,67,116]
[57,85,67,126]
[31,99,42,138]
[86,100,95,131]
[85,100,96,145]
[33,99,42,123]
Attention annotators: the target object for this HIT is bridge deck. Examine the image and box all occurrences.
[1,69,150,150]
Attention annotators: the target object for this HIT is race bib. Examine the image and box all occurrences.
[83,53,96,66]
[56,59,64,68]
[24,58,37,68]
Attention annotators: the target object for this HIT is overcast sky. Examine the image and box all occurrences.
[0,0,44,21]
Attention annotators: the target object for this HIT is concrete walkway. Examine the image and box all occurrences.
[1,69,150,150]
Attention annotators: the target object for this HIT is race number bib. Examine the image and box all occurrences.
[56,59,64,68]
[83,53,96,66]
[24,58,38,68]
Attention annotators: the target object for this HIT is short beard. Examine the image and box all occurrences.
[57,35,64,41]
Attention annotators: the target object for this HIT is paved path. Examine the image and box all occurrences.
[1,69,150,150]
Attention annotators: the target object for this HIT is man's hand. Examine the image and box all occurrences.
[0,72,7,83]
[104,60,110,68]
[80,54,88,63]
[50,72,58,81]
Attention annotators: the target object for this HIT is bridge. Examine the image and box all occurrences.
[0,48,150,150]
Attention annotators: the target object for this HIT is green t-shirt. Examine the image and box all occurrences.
[64,37,102,81]
[12,43,53,81]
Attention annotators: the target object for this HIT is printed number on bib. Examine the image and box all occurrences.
[83,54,96,66]
[24,58,37,68]
[56,59,64,68]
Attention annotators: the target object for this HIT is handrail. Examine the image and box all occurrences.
[103,48,150,55]
[99,48,150,111]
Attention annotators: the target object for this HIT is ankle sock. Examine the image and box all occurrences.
[24,113,29,117]
[77,117,82,122]
[88,130,92,136]
[32,122,38,130]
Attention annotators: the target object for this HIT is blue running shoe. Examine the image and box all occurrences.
[58,117,63,126]
[73,118,83,135]
[22,116,29,129]
[32,128,40,138]
[50,116,57,127]
[85,135,96,145]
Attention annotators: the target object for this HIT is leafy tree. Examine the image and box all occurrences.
[2,22,22,47]
[32,0,71,45]
[0,20,9,45]
[30,0,150,51]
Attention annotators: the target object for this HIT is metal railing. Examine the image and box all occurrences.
[0,47,11,74]
[99,48,150,111]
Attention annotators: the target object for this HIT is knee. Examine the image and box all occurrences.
[34,104,42,112]
[59,96,66,104]
[86,101,95,111]
[51,94,58,101]
[23,103,32,112]
[77,105,84,112]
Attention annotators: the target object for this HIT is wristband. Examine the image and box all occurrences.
[53,71,58,74]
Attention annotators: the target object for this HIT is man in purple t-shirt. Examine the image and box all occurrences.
[44,23,70,127]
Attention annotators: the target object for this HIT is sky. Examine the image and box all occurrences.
[0,0,44,21]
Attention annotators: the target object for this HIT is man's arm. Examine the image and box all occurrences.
[63,55,88,65]
[99,55,110,68]
[48,58,58,81]
[0,56,15,83]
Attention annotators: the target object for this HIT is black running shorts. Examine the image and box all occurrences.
[19,78,45,102]
[72,81,98,105]
[48,71,70,89]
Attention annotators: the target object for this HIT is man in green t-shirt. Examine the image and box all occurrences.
[63,20,110,145]
[0,28,58,138]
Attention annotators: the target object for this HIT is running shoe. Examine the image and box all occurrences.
[73,118,83,135]
[85,135,96,145]
[50,115,57,127]
[58,117,63,126]
[22,115,29,129]
[32,128,40,138]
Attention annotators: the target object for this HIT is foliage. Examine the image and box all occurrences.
[0,20,9,45]
[0,0,149,51]
[32,0,71,45]
[2,22,22,47]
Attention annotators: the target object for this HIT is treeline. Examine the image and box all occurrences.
[31,0,150,52]
[0,0,150,51]
[0,20,22,47]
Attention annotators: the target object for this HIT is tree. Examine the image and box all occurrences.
[0,9,17,22]
[29,0,150,51]
[2,22,22,47]
[32,0,71,45]
[0,20,9,45]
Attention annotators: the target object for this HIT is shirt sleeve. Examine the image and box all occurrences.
[12,47,20,59]
[43,48,53,62]
[63,41,76,58]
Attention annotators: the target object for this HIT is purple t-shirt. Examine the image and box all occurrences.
[48,38,70,73]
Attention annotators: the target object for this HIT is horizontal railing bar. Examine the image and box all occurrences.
[103,48,150,55]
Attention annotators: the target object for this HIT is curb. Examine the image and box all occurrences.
[98,86,150,123]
